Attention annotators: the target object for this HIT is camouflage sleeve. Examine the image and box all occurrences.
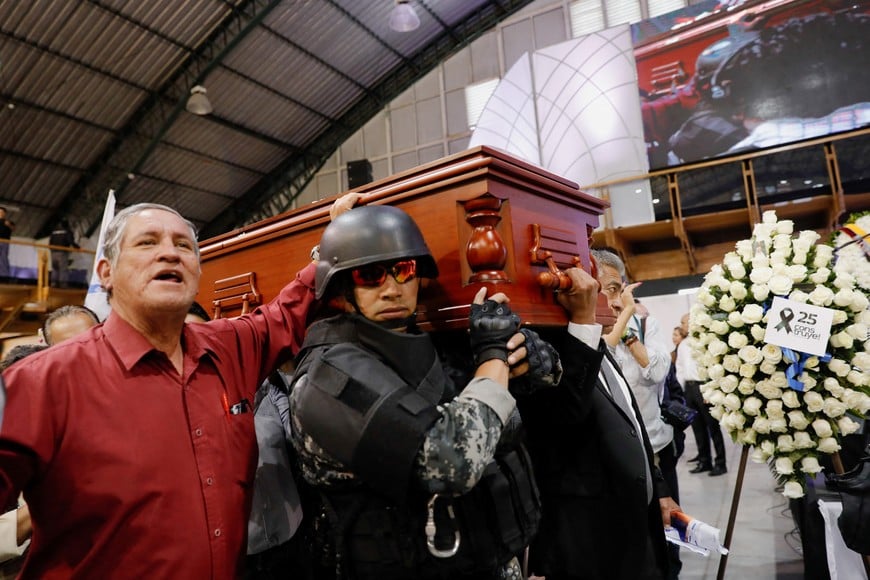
[413,377,511,495]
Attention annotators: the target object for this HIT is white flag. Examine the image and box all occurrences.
[84,190,116,322]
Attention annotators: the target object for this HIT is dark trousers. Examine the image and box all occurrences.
[657,442,682,579]
[684,381,726,468]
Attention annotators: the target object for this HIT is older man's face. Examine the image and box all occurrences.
[99,209,200,321]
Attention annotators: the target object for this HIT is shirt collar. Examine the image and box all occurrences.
[102,312,217,371]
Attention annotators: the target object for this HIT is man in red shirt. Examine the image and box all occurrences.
[0,202,318,578]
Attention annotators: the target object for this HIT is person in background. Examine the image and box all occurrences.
[593,249,681,579]
[185,300,211,324]
[0,344,47,579]
[0,201,322,578]
[0,208,11,280]
[40,305,100,346]
[290,205,540,579]
[677,313,727,476]
[49,220,79,288]
[520,261,679,580]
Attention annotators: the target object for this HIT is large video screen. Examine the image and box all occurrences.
[633,0,870,170]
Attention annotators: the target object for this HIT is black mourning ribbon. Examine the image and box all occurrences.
[775,308,795,334]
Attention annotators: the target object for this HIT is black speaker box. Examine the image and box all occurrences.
[347,159,373,188]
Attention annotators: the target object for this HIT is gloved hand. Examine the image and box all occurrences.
[469,299,521,366]
[518,328,562,387]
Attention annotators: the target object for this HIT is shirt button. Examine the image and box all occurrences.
[206,477,214,486]
[214,528,222,537]
[195,428,203,437]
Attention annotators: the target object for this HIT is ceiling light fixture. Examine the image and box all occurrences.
[389,0,420,32]
[186,85,213,116]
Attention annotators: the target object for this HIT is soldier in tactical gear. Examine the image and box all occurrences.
[289,205,554,580]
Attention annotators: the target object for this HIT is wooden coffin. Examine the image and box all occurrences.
[197,146,608,330]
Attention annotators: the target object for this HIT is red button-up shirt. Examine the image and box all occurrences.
[0,264,315,579]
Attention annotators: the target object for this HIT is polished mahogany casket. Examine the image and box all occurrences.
[197,146,607,330]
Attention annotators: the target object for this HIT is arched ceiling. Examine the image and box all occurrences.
[0,0,535,241]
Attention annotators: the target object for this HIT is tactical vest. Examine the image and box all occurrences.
[293,314,540,580]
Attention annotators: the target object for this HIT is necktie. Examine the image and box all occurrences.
[601,358,654,503]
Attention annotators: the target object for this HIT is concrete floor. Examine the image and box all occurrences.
[675,433,808,579]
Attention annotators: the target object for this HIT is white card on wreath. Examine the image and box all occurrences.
[763,296,834,356]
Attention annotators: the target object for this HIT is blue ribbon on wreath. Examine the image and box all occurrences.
[781,347,832,392]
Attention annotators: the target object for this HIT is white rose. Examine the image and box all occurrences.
[769,417,788,432]
[707,390,725,406]
[729,282,748,301]
[834,272,856,290]
[808,285,834,306]
[776,220,794,235]
[722,354,741,374]
[741,304,765,324]
[751,253,770,269]
[756,381,783,400]
[761,439,776,457]
[828,358,851,377]
[792,237,812,255]
[789,289,809,303]
[759,360,778,375]
[766,399,785,418]
[776,434,795,452]
[798,229,820,245]
[851,368,870,388]
[838,416,860,436]
[727,332,748,349]
[727,311,746,328]
[743,397,763,416]
[710,405,724,421]
[846,323,868,340]
[771,251,790,266]
[761,344,782,363]
[723,393,741,411]
[752,416,771,434]
[803,391,824,413]
[772,233,791,249]
[832,310,848,324]
[768,275,793,296]
[723,411,746,431]
[738,345,763,365]
[750,267,773,285]
[833,288,854,307]
[750,447,767,464]
[803,357,819,370]
[782,390,800,409]
[726,261,747,280]
[817,437,841,453]
[791,251,807,265]
[787,410,810,430]
[720,375,739,393]
[698,288,716,307]
[829,331,854,349]
[769,372,788,390]
[752,284,770,302]
[797,373,816,391]
[738,378,756,395]
[709,340,728,357]
[787,265,807,283]
[800,457,822,474]
[719,295,737,312]
[823,377,844,397]
[810,267,831,284]
[822,397,847,418]
[738,428,757,446]
[710,320,730,335]
[812,418,833,438]
[736,239,754,259]
[750,324,767,341]
[813,245,834,268]
[739,363,757,378]
[783,481,805,499]
[853,352,870,372]
[850,292,869,313]
[794,431,815,449]
[761,211,778,224]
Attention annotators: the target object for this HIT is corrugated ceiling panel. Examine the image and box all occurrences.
[0,106,111,168]
[121,176,230,226]
[140,144,263,196]
[101,0,229,48]
[5,39,144,129]
[0,155,81,209]
[223,28,362,119]
[205,69,331,146]
[165,116,291,174]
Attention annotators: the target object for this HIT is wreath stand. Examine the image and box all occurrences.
[716,447,870,580]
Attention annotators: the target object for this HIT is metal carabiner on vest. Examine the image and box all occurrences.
[424,493,461,558]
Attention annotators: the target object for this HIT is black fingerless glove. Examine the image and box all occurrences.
[469,299,521,366]
[517,328,563,389]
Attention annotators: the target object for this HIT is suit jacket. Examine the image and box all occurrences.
[518,329,669,579]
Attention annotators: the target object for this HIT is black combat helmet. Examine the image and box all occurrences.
[315,205,438,299]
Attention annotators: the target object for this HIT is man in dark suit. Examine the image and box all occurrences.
[519,267,679,580]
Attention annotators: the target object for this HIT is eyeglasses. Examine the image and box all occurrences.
[351,259,417,287]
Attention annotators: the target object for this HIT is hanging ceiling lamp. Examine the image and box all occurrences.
[186,85,213,116]
[389,0,420,32]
